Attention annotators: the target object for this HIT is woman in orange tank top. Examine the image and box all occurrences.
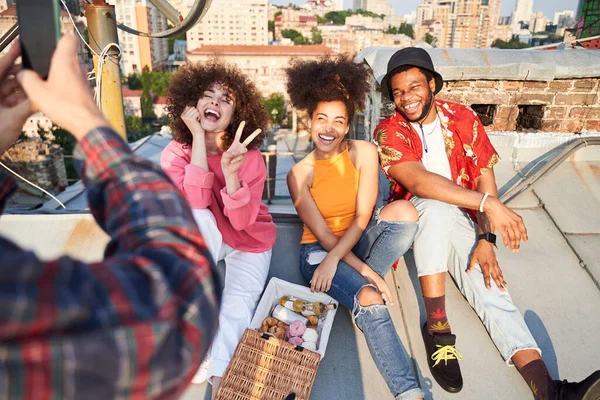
[286,56,424,400]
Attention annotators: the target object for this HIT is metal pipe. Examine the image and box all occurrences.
[85,3,127,139]
[146,0,181,26]
[117,0,211,38]
[500,137,600,204]
[0,23,19,54]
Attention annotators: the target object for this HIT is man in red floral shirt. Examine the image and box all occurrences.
[374,47,600,400]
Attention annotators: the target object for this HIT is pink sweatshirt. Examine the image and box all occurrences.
[161,140,276,253]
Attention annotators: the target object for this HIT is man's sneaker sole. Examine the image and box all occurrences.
[421,323,463,393]
[582,377,600,400]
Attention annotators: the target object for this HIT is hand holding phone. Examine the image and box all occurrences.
[18,36,110,140]
[16,0,62,79]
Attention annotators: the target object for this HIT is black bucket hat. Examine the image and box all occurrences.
[380,47,444,100]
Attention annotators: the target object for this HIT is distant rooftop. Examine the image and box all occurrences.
[187,45,333,56]
[357,46,600,83]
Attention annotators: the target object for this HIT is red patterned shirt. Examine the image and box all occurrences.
[374,99,500,219]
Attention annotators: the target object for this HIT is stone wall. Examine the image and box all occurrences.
[435,78,600,133]
[1,140,68,193]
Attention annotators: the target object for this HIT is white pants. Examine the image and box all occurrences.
[192,209,272,382]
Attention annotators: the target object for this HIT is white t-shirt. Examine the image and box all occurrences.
[411,117,452,180]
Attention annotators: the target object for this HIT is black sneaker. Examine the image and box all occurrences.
[421,322,463,393]
[552,370,600,400]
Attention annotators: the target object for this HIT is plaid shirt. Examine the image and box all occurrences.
[0,127,220,399]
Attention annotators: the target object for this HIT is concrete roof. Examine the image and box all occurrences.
[356,46,600,83]
[2,130,599,400]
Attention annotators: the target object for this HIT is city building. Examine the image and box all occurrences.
[576,0,600,39]
[301,0,341,14]
[183,0,268,49]
[274,9,318,41]
[323,27,413,54]
[485,0,502,47]
[353,0,394,17]
[530,11,548,33]
[345,14,385,30]
[554,10,575,26]
[512,0,534,32]
[414,0,495,48]
[173,40,187,61]
[109,0,169,76]
[416,0,435,26]
[22,113,53,137]
[0,0,12,11]
[186,45,332,97]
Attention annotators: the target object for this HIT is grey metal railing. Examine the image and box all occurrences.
[500,136,600,204]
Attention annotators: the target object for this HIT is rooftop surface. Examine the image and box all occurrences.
[2,129,599,399]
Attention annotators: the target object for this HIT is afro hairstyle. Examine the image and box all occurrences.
[166,58,268,150]
[285,54,371,123]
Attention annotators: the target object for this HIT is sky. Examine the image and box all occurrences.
[272,0,580,19]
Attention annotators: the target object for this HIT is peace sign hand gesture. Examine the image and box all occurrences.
[221,121,262,176]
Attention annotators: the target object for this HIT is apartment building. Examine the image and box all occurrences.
[353,0,394,17]
[274,9,318,41]
[183,0,268,49]
[109,0,169,75]
[187,45,331,97]
[0,0,12,11]
[414,0,496,48]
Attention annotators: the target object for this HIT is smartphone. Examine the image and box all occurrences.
[16,0,62,79]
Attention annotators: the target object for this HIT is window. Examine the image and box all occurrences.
[471,104,497,126]
[517,105,544,130]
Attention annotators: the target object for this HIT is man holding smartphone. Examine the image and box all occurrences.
[0,36,221,399]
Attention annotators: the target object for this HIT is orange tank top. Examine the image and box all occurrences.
[301,144,360,244]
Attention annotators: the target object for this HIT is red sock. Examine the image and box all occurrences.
[517,359,555,400]
[424,295,451,335]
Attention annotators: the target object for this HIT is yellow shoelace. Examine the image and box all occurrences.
[431,344,464,367]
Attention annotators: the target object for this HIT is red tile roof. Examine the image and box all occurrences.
[299,16,317,23]
[188,45,332,56]
[155,96,169,105]
[122,89,143,97]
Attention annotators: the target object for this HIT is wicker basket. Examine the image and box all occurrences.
[215,328,321,400]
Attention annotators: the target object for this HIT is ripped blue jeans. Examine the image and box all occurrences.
[299,210,423,400]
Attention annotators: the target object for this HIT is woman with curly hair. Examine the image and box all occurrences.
[286,55,424,400]
[160,59,276,397]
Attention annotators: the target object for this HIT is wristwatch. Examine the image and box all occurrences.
[477,233,497,247]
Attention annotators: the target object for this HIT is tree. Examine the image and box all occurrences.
[268,20,276,42]
[491,37,530,49]
[125,116,154,142]
[39,125,78,183]
[281,29,308,44]
[324,11,346,25]
[385,25,398,34]
[140,66,156,120]
[311,27,323,44]
[424,33,437,46]
[399,22,414,39]
[262,93,286,126]
[149,71,171,96]
[126,73,143,90]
